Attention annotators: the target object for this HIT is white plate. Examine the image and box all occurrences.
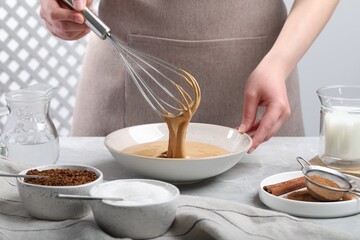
[104,123,252,183]
[259,171,360,218]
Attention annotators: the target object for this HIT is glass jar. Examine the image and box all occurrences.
[0,84,59,166]
[317,85,360,171]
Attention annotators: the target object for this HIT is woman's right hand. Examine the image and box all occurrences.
[39,0,94,40]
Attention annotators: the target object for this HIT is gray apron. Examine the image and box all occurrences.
[71,0,304,136]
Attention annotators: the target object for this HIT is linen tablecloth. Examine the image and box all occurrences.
[0,159,357,240]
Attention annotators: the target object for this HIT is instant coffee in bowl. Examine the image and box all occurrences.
[23,168,98,186]
[17,164,103,220]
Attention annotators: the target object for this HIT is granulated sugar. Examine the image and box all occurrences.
[95,181,173,206]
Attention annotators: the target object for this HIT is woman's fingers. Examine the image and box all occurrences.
[238,61,291,153]
[248,104,290,153]
[44,21,90,40]
[39,0,92,40]
[238,89,258,134]
[41,0,84,22]
[72,0,87,11]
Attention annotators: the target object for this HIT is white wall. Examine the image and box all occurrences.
[283,0,360,136]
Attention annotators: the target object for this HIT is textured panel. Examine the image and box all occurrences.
[0,0,89,136]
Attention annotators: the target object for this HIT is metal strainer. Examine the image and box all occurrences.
[296,156,360,201]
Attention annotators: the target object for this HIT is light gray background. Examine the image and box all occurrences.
[284,0,360,136]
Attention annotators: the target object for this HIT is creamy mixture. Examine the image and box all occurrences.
[122,140,228,159]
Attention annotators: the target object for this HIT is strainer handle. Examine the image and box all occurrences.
[353,188,360,194]
[349,190,360,197]
[296,156,311,173]
[61,0,111,40]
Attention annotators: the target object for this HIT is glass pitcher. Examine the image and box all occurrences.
[0,84,59,166]
[317,85,360,171]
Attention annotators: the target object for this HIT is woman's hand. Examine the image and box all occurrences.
[239,0,339,153]
[39,0,94,40]
[239,58,290,153]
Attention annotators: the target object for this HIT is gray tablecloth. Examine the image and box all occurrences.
[0,159,357,240]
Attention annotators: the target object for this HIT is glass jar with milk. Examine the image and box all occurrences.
[0,84,59,167]
[317,86,360,171]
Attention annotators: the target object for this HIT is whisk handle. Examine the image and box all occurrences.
[61,0,111,40]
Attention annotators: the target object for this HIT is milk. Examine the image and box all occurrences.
[324,107,360,160]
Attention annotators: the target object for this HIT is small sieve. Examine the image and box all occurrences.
[296,156,360,201]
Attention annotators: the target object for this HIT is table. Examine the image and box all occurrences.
[57,137,360,236]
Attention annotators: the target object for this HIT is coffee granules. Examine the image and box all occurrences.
[24,168,98,186]
[309,175,340,189]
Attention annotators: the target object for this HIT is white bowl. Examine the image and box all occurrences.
[89,179,179,239]
[105,123,252,183]
[17,164,103,220]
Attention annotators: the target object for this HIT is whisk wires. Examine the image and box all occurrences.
[107,35,200,117]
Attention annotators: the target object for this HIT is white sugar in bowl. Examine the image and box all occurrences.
[89,179,179,239]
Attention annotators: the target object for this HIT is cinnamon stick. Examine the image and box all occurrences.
[263,176,306,196]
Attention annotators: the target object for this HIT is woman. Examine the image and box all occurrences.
[39,0,339,152]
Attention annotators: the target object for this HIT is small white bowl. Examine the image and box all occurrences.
[105,123,252,183]
[89,179,179,239]
[17,164,103,221]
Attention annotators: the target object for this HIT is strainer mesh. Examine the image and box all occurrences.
[306,170,351,191]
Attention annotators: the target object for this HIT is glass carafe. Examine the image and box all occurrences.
[0,84,59,166]
[317,85,360,171]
